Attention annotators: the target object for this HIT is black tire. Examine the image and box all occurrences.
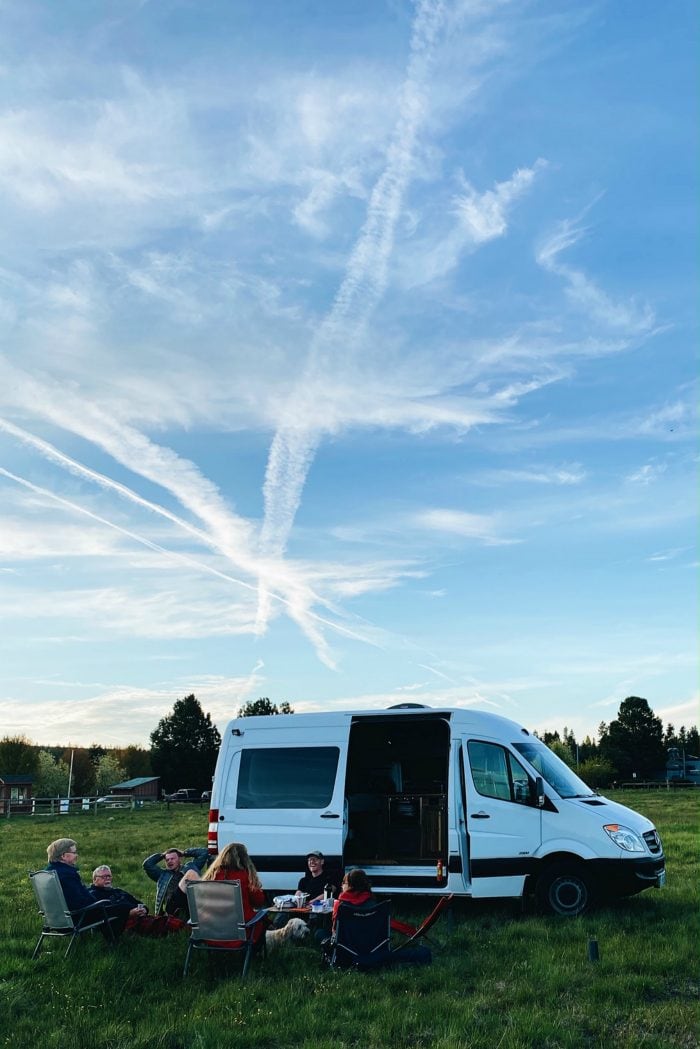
[536,863,594,917]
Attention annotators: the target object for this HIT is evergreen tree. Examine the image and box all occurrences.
[150,694,221,792]
[599,696,665,781]
[115,745,153,779]
[238,698,294,716]
[0,735,39,776]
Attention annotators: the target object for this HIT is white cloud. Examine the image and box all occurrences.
[398,160,547,288]
[625,462,667,485]
[536,215,656,336]
[413,507,517,545]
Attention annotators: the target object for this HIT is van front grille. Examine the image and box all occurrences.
[642,829,661,854]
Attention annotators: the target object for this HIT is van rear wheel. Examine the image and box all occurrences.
[537,863,593,916]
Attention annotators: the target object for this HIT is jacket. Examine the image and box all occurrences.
[90,884,145,910]
[142,848,209,916]
[47,860,97,912]
[206,869,267,947]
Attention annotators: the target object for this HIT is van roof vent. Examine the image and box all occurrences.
[387,703,429,709]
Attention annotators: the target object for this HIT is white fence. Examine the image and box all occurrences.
[0,794,155,817]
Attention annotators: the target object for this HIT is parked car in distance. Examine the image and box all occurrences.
[165,788,201,803]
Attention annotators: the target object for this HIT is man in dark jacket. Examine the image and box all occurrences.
[91,866,147,920]
[45,838,127,936]
[142,846,209,919]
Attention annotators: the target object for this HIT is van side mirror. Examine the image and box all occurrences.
[534,776,545,808]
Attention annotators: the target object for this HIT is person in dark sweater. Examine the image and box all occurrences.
[45,838,129,935]
[91,866,147,921]
[298,851,342,903]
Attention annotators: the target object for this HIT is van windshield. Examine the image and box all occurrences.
[513,740,595,799]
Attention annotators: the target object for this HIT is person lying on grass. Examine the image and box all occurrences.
[142,845,209,921]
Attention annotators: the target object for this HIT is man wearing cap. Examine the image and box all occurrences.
[142,845,209,919]
[297,851,342,904]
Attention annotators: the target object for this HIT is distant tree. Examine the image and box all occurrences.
[115,745,153,779]
[35,750,70,797]
[548,739,575,767]
[88,744,107,765]
[686,727,700,755]
[599,697,665,781]
[238,698,294,716]
[577,758,615,789]
[0,735,39,776]
[60,747,94,796]
[93,754,126,795]
[150,694,221,793]
[579,735,598,763]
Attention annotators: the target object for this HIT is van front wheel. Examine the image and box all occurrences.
[536,863,593,917]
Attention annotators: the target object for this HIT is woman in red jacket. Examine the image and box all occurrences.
[332,868,373,929]
[181,842,266,947]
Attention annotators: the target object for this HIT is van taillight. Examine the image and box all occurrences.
[207,808,219,854]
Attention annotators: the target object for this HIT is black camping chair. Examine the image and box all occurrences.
[323,899,392,970]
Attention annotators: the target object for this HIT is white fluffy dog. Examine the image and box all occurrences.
[265,917,310,950]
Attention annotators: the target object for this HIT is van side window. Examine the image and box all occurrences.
[467,742,531,805]
[236,747,340,809]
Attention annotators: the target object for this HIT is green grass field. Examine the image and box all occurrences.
[2,790,698,1049]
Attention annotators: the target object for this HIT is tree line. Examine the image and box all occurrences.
[0,695,292,797]
[537,696,698,786]
[0,694,695,797]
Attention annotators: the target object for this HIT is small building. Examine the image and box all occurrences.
[109,776,160,801]
[0,773,33,814]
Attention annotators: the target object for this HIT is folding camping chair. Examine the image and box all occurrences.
[323,899,393,970]
[391,893,454,953]
[29,870,118,959]
[183,880,267,979]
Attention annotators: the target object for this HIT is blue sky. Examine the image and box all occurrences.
[0,0,696,748]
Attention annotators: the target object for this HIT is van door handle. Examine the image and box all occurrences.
[471,811,491,819]
[320,812,340,819]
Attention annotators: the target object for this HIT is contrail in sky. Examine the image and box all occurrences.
[0,466,375,650]
[257,0,447,631]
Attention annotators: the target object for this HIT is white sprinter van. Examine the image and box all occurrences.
[207,705,665,915]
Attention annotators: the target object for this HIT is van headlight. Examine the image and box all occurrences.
[603,824,645,852]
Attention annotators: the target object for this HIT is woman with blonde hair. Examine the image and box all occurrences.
[180,842,266,947]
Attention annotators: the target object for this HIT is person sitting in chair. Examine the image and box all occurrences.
[179,841,267,949]
[142,845,208,920]
[91,866,148,924]
[298,851,342,903]
[332,868,373,929]
[45,838,129,935]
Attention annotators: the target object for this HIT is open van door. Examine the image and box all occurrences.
[214,718,350,891]
[463,739,542,899]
